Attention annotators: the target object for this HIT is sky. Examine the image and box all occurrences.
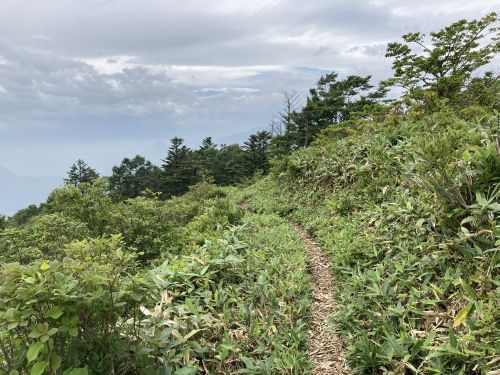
[0,0,498,212]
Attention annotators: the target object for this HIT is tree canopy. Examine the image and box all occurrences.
[384,12,499,101]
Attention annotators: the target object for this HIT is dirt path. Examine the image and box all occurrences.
[292,224,350,375]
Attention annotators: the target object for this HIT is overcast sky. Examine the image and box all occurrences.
[0,0,498,178]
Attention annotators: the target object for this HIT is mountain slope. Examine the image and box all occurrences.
[232,111,499,373]
[0,166,61,215]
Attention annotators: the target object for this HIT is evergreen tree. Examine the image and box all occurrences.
[304,73,385,131]
[65,159,99,187]
[243,131,272,175]
[195,137,218,181]
[109,155,160,200]
[273,72,385,151]
[161,137,197,197]
[214,144,247,185]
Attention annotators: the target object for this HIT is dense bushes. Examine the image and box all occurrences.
[0,214,88,263]
[0,181,312,374]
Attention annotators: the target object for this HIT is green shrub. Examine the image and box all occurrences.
[0,190,313,374]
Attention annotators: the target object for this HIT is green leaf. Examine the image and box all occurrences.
[40,261,50,271]
[27,342,44,363]
[460,216,474,225]
[30,361,48,375]
[46,307,64,319]
[240,356,254,369]
[68,327,78,337]
[264,355,274,373]
[174,367,197,375]
[459,278,477,300]
[453,303,475,327]
[5,308,18,322]
[63,368,88,375]
[51,354,62,370]
[28,326,43,339]
[449,329,458,348]
[47,328,59,336]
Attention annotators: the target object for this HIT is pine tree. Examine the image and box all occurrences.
[161,137,197,197]
[243,131,272,175]
[65,159,99,187]
[272,72,385,151]
[214,144,247,185]
[195,137,218,181]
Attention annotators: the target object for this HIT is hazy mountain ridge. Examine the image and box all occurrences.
[0,165,62,216]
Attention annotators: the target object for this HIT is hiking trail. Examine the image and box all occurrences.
[292,224,349,374]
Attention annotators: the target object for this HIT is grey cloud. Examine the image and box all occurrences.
[0,0,497,206]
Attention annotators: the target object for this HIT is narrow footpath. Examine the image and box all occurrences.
[292,224,350,375]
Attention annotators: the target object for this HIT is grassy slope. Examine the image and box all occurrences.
[232,112,499,374]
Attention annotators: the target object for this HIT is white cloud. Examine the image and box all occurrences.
[0,0,497,181]
[81,56,139,75]
[344,43,387,58]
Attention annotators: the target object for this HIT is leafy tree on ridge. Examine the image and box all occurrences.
[384,12,499,102]
[109,155,161,200]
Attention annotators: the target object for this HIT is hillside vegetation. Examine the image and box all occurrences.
[1,13,499,375]
[234,110,499,373]
[1,183,313,373]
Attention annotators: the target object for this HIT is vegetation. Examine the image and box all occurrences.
[384,12,499,102]
[65,160,100,188]
[0,183,312,373]
[1,13,499,374]
[236,110,499,373]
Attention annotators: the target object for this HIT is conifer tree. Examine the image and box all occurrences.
[214,144,247,185]
[195,137,218,181]
[243,131,272,175]
[161,137,197,197]
[65,159,99,187]
[109,155,159,199]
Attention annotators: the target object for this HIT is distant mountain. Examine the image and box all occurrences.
[0,166,62,216]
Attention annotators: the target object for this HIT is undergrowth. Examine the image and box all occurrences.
[0,184,312,374]
[233,112,500,374]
